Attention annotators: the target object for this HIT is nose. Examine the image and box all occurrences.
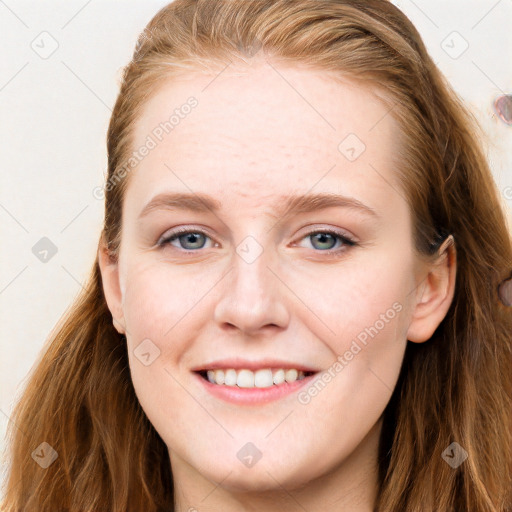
[213,245,290,336]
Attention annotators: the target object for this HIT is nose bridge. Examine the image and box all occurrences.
[234,238,274,301]
[213,235,289,334]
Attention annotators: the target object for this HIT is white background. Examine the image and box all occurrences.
[1,0,511,496]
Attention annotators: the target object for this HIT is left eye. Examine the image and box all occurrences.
[298,230,356,252]
[157,228,357,254]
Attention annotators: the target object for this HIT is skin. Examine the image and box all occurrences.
[98,55,456,512]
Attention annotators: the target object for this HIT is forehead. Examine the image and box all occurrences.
[126,60,402,215]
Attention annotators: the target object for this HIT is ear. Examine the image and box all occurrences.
[97,233,126,335]
[407,235,457,343]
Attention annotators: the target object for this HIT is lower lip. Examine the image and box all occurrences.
[193,372,318,405]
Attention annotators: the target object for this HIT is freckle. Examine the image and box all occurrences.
[494,95,512,125]
[498,278,512,306]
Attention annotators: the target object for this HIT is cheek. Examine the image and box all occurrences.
[119,263,191,398]
[120,264,199,437]
[295,251,411,349]
[296,254,411,407]
[292,269,408,471]
[329,277,407,361]
[121,260,204,340]
[120,261,218,396]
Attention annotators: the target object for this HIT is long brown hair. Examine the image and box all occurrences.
[2,1,511,510]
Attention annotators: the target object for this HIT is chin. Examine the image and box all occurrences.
[200,458,314,494]
[212,469,289,493]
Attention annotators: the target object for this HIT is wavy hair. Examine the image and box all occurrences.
[2,1,511,510]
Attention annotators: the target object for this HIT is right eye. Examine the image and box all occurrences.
[158,227,216,251]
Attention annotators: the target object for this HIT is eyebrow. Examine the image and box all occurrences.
[137,192,380,220]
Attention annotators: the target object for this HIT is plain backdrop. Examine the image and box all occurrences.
[1,0,511,496]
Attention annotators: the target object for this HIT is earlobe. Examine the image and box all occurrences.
[97,235,126,335]
[407,235,457,343]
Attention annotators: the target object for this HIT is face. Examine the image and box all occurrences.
[99,57,455,498]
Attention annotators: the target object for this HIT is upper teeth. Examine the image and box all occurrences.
[205,368,307,387]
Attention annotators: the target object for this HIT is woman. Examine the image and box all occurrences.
[2,1,511,511]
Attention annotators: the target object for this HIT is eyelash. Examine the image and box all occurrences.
[157,226,358,257]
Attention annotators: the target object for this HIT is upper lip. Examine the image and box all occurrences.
[191,358,322,373]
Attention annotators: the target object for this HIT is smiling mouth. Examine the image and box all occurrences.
[196,368,317,388]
